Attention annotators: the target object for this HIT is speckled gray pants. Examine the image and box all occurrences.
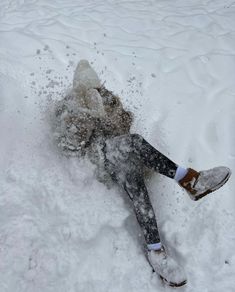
[104,134,177,245]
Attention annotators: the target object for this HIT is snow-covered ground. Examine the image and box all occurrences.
[1,0,235,291]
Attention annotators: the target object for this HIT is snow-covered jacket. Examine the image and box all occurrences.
[53,60,133,160]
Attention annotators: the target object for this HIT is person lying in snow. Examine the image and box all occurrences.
[53,60,231,287]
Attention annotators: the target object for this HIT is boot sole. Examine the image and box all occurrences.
[160,275,187,287]
[193,170,231,201]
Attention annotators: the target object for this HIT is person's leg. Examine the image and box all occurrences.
[123,171,161,248]
[104,135,187,286]
[123,171,187,286]
[128,134,231,201]
[129,134,178,178]
[105,134,231,201]
[104,137,161,248]
[104,133,185,181]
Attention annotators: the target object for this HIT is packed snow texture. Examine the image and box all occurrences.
[0,1,235,292]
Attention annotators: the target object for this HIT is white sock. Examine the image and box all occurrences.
[147,242,162,251]
[174,166,188,182]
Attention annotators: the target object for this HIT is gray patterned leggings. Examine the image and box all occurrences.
[104,134,177,245]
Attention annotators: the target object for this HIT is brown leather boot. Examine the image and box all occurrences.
[178,167,231,201]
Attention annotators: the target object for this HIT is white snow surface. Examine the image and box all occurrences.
[0,1,235,291]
